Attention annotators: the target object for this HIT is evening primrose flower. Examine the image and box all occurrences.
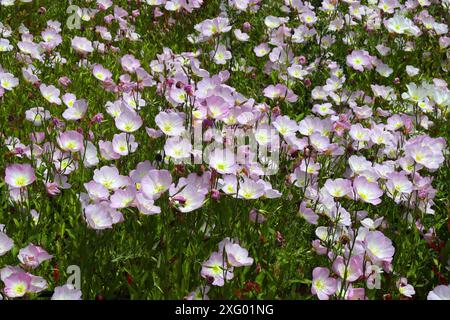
[40,84,61,105]
[164,137,192,160]
[168,87,187,105]
[224,243,254,267]
[112,132,138,156]
[51,284,82,300]
[0,38,13,52]
[18,243,53,269]
[171,185,205,213]
[141,169,172,200]
[209,148,237,174]
[298,201,319,225]
[212,44,232,65]
[361,217,384,230]
[62,99,87,121]
[155,111,185,136]
[234,29,249,42]
[201,252,234,286]
[427,285,450,300]
[218,174,238,195]
[0,72,19,90]
[405,142,444,170]
[385,172,413,199]
[84,202,119,230]
[120,54,141,73]
[196,17,231,38]
[93,166,130,191]
[110,187,136,209]
[311,267,336,300]
[3,272,31,298]
[206,96,230,120]
[25,107,51,126]
[323,178,353,198]
[332,255,363,283]
[397,277,415,298]
[346,50,374,72]
[135,192,161,215]
[263,84,298,102]
[238,178,265,200]
[287,64,308,80]
[92,64,112,81]
[5,163,36,188]
[353,176,383,205]
[273,115,298,137]
[71,36,94,54]
[348,155,372,175]
[253,43,270,57]
[185,286,210,300]
[364,231,395,265]
[57,130,84,153]
[0,232,14,256]
[298,116,320,136]
[349,123,371,143]
[84,181,109,201]
[385,15,420,36]
[115,109,143,133]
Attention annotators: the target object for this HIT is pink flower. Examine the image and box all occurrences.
[397,277,415,298]
[3,272,31,298]
[5,163,36,188]
[254,43,270,57]
[238,178,265,200]
[18,243,53,269]
[57,130,84,152]
[385,172,413,200]
[311,267,336,300]
[51,284,82,300]
[112,132,138,156]
[427,285,450,300]
[201,252,234,286]
[110,187,136,209]
[171,184,205,213]
[185,286,210,300]
[141,169,172,200]
[332,255,363,282]
[211,44,232,65]
[209,148,237,174]
[120,54,141,73]
[353,176,383,205]
[62,99,88,121]
[93,166,130,190]
[346,50,374,72]
[71,36,94,55]
[298,201,319,225]
[263,84,298,102]
[84,202,123,230]
[404,136,445,170]
[40,84,61,105]
[92,64,112,81]
[273,115,298,136]
[0,72,19,91]
[0,232,14,256]
[164,137,192,160]
[155,111,185,136]
[323,178,353,198]
[364,231,395,265]
[84,181,109,201]
[115,109,143,133]
[224,243,254,267]
[135,192,161,215]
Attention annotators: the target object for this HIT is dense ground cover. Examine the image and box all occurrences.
[0,0,449,300]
